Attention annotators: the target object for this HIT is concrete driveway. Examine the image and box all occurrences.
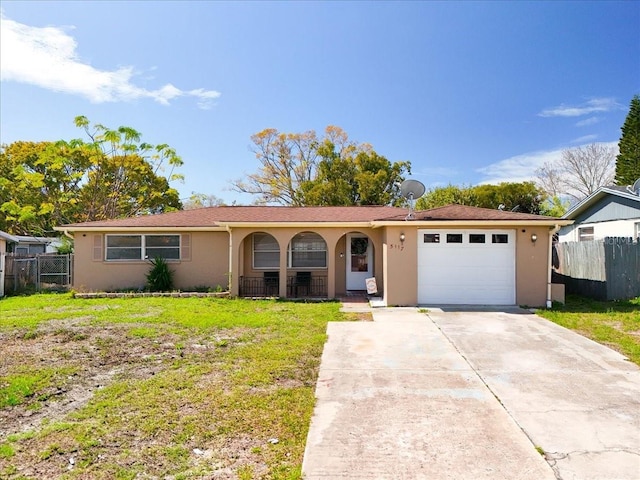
[302,307,640,480]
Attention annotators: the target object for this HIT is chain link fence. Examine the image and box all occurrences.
[3,254,73,294]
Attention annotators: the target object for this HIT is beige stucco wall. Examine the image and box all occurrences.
[514,225,551,307]
[229,227,384,297]
[72,231,230,292]
[71,224,553,306]
[383,225,553,307]
[0,238,5,254]
[383,226,418,306]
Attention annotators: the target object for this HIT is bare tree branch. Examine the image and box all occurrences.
[535,143,616,201]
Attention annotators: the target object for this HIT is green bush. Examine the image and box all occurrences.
[146,257,174,292]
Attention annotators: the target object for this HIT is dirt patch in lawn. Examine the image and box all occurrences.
[0,320,266,479]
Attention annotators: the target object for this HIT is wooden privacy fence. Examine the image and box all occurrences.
[2,254,73,295]
[553,237,640,301]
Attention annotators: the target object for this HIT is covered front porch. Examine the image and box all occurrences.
[230,228,382,299]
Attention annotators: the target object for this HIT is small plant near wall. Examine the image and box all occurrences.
[146,257,174,292]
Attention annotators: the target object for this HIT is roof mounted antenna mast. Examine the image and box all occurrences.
[400,179,426,220]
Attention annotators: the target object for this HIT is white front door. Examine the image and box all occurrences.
[346,234,372,290]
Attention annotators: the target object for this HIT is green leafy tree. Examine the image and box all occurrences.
[233,126,410,206]
[472,182,546,214]
[0,141,89,234]
[0,117,183,234]
[72,116,183,220]
[415,182,548,214]
[539,195,570,217]
[300,139,410,206]
[415,184,475,210]
[615,94,640,186]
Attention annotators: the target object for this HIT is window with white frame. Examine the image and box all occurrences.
[105,234,180,261]
[289,232,326,268]
[253,233,280,269]
[578,226,594,242]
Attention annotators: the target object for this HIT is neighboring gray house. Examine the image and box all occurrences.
[4,235,61,255]
[559,186,640,242]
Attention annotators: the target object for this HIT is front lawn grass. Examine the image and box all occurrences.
[538,295,640,366]
[0,294,345,479]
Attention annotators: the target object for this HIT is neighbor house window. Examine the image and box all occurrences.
[105,234,180,261]
[253,233,280,269]
[289,232,326,268]
[578,226,594,242]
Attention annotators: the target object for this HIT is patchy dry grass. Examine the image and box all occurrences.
[538,295,640,366]
[0,294,347,479]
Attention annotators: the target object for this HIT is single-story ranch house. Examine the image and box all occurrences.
[56,204,572,307]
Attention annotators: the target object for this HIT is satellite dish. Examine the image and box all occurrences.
[631,178,640,196]
[400,179,426,220]
[400,179,426,200]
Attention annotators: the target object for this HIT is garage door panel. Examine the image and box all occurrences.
[417,229,515,305]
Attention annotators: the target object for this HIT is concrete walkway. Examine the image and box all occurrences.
[302,307,640,479]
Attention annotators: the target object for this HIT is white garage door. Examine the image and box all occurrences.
[417,229,515,305]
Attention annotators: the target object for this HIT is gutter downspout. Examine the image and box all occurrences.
[62,229,74,240]
[546,224,561,309]
[225,225,233,293]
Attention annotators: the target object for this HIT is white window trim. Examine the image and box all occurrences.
[105,234,181,262]
[578,226,595,242]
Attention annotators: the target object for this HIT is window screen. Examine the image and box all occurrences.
[106,235,142,260]
[253,233,280,269]
[145,235,180,260]
[289,233,327,268]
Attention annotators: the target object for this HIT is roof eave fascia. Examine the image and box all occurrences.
[53,226,229,233]
[371,219,573,227]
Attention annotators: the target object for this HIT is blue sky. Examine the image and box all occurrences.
[1,1,639,205]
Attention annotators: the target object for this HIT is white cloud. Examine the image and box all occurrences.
[571,134,598,144]
[538,97,621,118]
[575,116,600,127]
[0,13,220,109]
[477,148,565,184]
[476,141,618,185]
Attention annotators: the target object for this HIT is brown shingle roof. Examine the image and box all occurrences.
[412,204,559,221]
[381,204,560,221]
[59,205,409,229]
[58,204,564,231]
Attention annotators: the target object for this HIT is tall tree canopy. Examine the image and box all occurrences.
[534,143,616,201]
[0,116,183,235]
[415,182,560,216]
[615,94,640,186]
[232,126,410,206]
